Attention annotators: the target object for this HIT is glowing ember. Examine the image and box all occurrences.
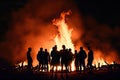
[94,58,107,67]
[18,61,27,66]
[52,10,75,71]
[93,50,114,68]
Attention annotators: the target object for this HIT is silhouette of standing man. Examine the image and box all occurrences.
[44,49,50,71]
[50,45,60,78]
[60,45,67,77]
[78,47,87,73]
[87,46,94,73]
[37,48,44,71]
[74,50,79,71]
[27,47,33,70]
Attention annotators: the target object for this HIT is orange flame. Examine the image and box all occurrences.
[18,61,27,66]
[52,10,75,71]
[93,50,114,68]
[17,10,117,71]
[52,10,74,52]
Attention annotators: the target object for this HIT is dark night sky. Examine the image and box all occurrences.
[0,0,28,36]
[0,0,120,35]
[75,0,120,26]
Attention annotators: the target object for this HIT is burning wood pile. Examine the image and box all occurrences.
[11,10,119,73]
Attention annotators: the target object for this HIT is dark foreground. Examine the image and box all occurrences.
[0,69,120,80]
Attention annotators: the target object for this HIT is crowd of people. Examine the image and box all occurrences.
[26,45,94,76]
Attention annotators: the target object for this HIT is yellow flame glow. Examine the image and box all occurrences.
[52,10,75,71]
[53,10,74,53]
[17,10,115,71]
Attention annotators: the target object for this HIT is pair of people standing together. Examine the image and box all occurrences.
[75,46,94,73]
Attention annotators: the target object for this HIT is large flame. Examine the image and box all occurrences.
[52,10,74,52]
[17,10,116,71]
[52,10,75,71]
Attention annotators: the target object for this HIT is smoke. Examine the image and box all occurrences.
[0,0,83,65]
[81,16,120,63]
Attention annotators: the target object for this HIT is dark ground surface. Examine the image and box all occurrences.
[0,69,120,80]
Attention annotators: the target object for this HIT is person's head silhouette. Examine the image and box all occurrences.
[62,45,65,50]
[80,47,83,50]
[88,46,91,50]
[28,47,32,51]
[40,48,43,51]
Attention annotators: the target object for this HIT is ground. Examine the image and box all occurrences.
[0,69,120,80]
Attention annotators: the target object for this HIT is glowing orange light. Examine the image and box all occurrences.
[52,10,75,71]
[18,61,27,66]
[93,50,114,68]
[17,10,117,72]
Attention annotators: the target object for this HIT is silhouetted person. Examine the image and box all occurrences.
[87,47,94,73]
[37,48,44,71]
[60,45,66,74]
[60,45,71,78]
[44,49,50,71]
[27,47,33,70]
[50,45,60,78]
[67,48,74,72]
[74,50,79,71]
[78,47,87,73]
[59,45,64,77]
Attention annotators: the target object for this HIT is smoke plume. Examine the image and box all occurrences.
[0,0,120,65]
[0,0,83,65]
[82,16,120,63]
